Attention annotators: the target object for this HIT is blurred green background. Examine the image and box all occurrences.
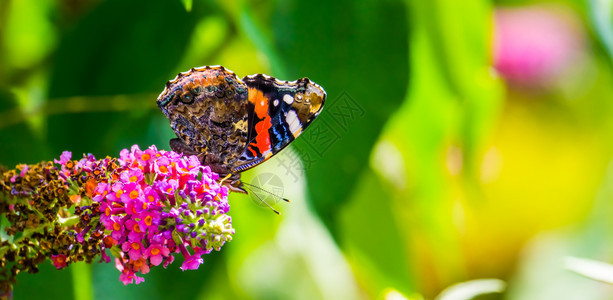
[2,0,613,299]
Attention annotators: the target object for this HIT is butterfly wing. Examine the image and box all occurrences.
[156,66,250,176]
[230,74,326,173]
[157,67,326,193]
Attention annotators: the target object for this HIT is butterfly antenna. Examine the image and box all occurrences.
[242,182,291,202]
[243,184,280,215]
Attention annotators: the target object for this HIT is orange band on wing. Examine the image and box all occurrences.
[250,116,272,156]
[247,87,273,156]
[249,88,268,119]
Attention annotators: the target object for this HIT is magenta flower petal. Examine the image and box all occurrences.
[119,270,135,285]
[180,254,204,271]
[54,151,72,164]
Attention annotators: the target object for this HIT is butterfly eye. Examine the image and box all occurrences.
[180,91,194,104]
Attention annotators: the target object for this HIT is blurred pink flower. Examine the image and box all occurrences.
[493,5,585,88]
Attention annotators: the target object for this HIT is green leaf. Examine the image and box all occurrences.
[339,170,415,296]
[353,0,503,294]
[269,0,410,235]
[45,0,200,157]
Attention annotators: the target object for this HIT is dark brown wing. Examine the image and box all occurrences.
[156,65,249,177]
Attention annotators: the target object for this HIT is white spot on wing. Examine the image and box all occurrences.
[283,94,294,104]
[286,110,302,136]
[273,99,279,106]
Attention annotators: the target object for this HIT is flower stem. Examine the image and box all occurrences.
[71,263,92,300]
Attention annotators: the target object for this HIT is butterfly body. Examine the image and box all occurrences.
[157,66,326,193]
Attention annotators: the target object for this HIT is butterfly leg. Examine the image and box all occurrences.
[221,173,247,194]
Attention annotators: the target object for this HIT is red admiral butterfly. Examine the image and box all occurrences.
[156,66,326,194]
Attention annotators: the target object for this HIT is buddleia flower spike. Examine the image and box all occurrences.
[0,145,234,295]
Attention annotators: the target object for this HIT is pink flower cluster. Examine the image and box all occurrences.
[88,145,233,284]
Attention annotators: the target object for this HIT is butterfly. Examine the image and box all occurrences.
[156,65,326,194]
